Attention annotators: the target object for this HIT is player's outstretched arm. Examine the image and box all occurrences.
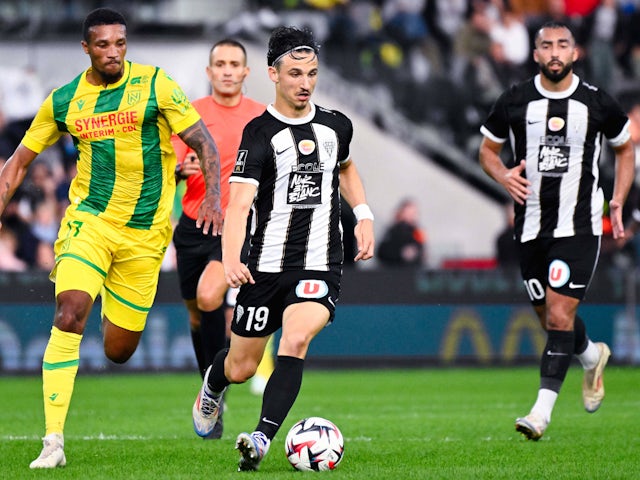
[610,139,636,239]
[223,182,256,287]
[0,144,38,227]
[177,119,223,235]
[339,159,374,261]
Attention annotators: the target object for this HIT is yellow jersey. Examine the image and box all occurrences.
[22,61,200,230]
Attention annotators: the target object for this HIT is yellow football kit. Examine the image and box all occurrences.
[22,61,200,330]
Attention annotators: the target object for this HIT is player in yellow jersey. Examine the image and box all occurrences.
[0,8,223,469]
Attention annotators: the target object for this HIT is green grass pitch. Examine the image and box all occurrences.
[1,367,639,479]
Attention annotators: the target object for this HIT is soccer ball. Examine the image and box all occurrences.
[284,417,344,471]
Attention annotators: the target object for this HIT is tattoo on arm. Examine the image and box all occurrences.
[178,120,221,199]
[0,183,10,211]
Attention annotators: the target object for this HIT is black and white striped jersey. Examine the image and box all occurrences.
[481,74,631,243]
[230,102,352,273]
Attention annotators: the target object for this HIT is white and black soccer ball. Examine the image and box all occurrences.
[284,417,344,471]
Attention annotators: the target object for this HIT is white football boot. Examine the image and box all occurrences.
[29,433,66,469]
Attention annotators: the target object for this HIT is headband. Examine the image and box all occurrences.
[270,45,316,66]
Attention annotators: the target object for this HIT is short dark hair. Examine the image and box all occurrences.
[534,21,574,45]
[267,26,320,67]
[83,8,127,42]
[210,38,248,65]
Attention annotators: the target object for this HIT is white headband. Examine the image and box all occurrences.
[271,45,316,66]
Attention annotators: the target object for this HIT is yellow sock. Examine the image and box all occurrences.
[42,326,82,436]
[256,336,275,379]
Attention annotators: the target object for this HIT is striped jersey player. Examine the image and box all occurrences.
[480,73,631,243]
[230,103,351,273]
[479,21,635,443]
[191,26,375,472]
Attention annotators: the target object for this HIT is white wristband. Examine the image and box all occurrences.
[353,204,374,222]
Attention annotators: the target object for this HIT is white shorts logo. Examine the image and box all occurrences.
[548,259,570,288]
[295,280,328,299]
[226,286,240,307]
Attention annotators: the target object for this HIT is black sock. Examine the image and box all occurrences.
[200,307,227,367]
[540,330,574,392]
[207,348,231,394]
[190,327,207,379]
[256,356,305,439]
[573,315,589,354]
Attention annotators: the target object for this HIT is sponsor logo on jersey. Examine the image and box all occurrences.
[548,117,565,131]
[130,75,149,85]
[538,145,569,174]
[298,139,315,155]
[74,111,139,139]
[291,162,324,172]
[288,172,321,206]
[539,135,580,146]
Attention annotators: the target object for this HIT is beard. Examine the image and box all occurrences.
[539,60,573,83]
[98,71,123,85]
[95,63,124,85]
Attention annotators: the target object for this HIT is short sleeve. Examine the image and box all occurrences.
[21,93,62,154]
[480,90,511,143]
[155,69,201,135]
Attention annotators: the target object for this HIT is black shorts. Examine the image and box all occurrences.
[519,235,601,305]
[231,270,341,338]
[173,213,249,300]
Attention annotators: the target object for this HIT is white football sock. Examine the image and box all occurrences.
[531,388,558,423]
[576,340,600,370]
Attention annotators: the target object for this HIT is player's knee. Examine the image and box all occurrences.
[279,332,312,357]
[54,297,91,334]
[545,308,573,330]
[54,309,86,333]
[226,361,257,384]
[104,344,135,364]
[196,293,224,312]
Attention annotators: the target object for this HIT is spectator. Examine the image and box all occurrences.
[583,0,620,88]
[22,159,59,217]
[0,191,41,269]
[0,65,45,158]
[488,0,530,88]
[452,0,502,105]
[423,0,468,74]
[383,0,429,53]
[0,228,28,272]
[378,197,427,266]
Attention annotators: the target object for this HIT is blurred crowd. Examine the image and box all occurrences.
[2,0,640,271]
[237,0,640,154]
